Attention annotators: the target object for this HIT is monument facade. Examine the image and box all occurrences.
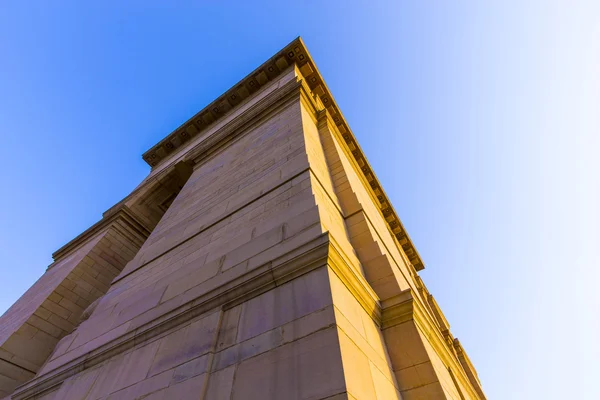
[0,38,486,400]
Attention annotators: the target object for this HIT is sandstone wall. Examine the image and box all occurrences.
[3,41,485,400]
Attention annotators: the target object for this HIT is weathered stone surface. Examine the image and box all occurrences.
[2,38,485,400]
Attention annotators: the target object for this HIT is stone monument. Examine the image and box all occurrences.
[0,38,485,400]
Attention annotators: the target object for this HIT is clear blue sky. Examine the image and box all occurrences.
[1,1,598,399]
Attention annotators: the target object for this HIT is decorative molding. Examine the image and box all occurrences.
[142,48,299,168]
[426,293,451,332]
[381,289,484,400]
[141,37,425,271]
[381,289,425,330]
[454,338,486,399]
[15,229,396,400]
[111,167,313,286]
[186,76,303,168]
[327,236,381,324]
[13,234,346,400]
[51,205,151,265]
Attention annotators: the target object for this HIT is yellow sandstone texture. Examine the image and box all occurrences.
[0,38,485,400]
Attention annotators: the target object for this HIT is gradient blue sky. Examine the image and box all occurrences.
[1,2,598,399]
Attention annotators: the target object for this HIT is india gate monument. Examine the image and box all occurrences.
[0,38,485,400]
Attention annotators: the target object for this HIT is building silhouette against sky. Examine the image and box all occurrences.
[0,38,485,400]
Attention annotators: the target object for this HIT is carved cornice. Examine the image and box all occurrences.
[141,37,424,271]
[327,236,381,324]
[381,289,484,400]
[51,205,151,265]
[142,45,300,168]
[453,339,479,383]
[454,338,486,399]
[186,75,303,167]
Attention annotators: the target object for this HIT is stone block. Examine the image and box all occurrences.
[236,267,332,343]
[112,286,165,327]
[231,328,345,400]
[329,270,367,338]
[105,370,173,400]
[163,373,205,399]
[52,367,101,400]
[204,365,235,400]
[337,329,378,400]
[280,305,336,345]
[105,340,160,394]
[171,354,209,384]
[213,326,283,372]
[216,306,242,351]
[394,361,438,392]
[333,308,395,386]
[371,363,402,400]
[400,382,447,400]
[212,305,334,373]
[383,321,431,371]
[148,310,219,377]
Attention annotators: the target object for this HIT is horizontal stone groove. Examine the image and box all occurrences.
[142,42,300,167]
[97,77,303,255]
[51,206,150,265]
[12,235,334,400]
[143,36,425,272]
[0,357,37,375]
[187,78,303,166]
[113,165,311,285]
